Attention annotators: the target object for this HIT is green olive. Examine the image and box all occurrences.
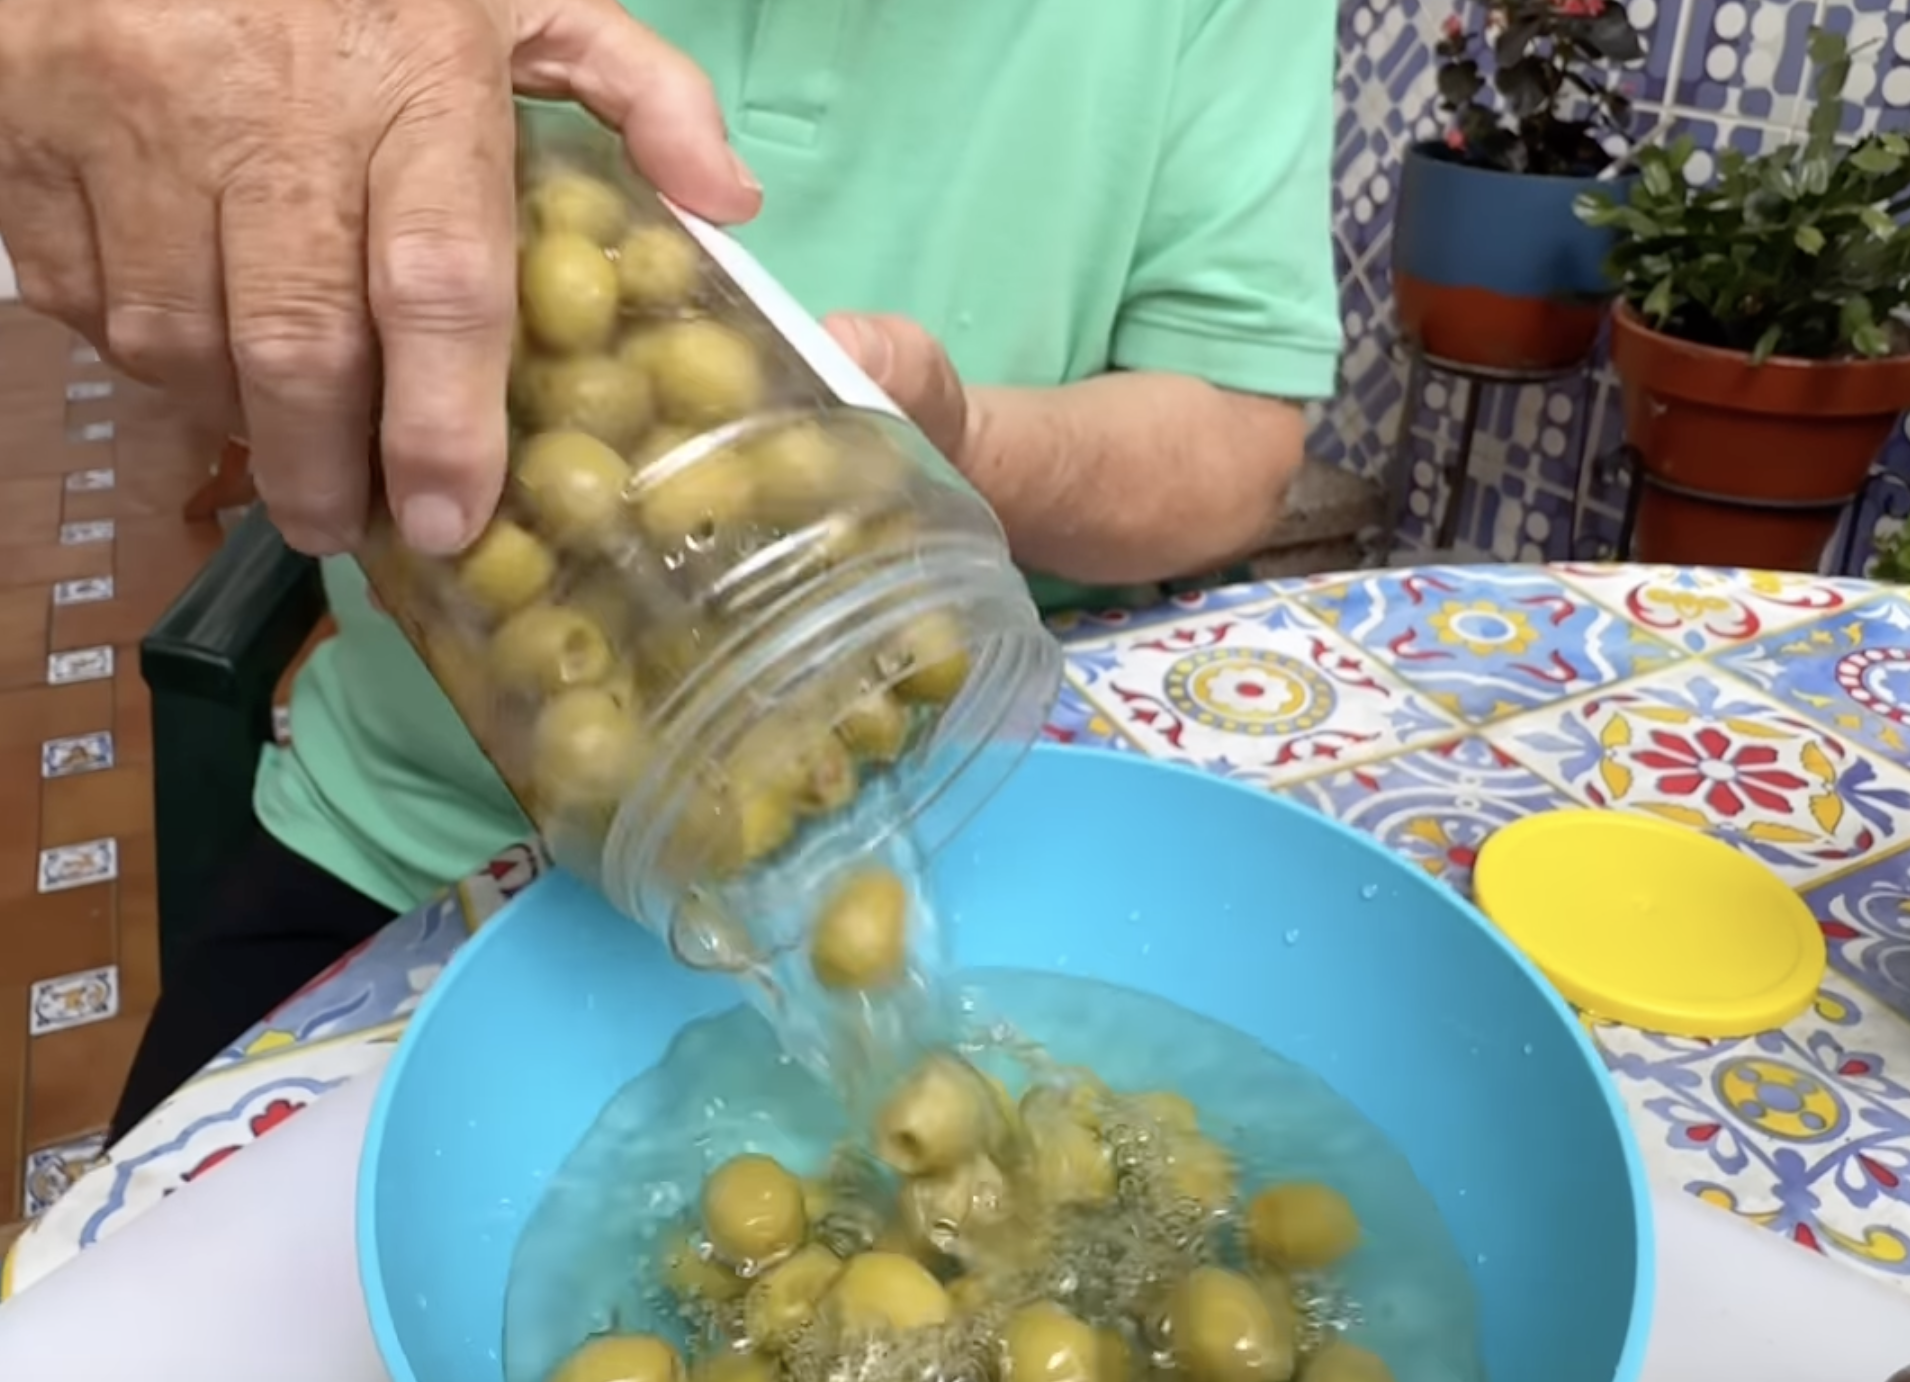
[628,423,701,472]
[811,867,909,991]
[1129,1091,1201,1136]
[489,604,614,694]
[690,1353,778,1382]
[530,686,647,810]
[875,1054,994,1176]
[1164,1136,1235,1216]
[661,1230,745,1304]
[899,1155,1009,1256]
[744,1243,842,1350]
[616,223,702,310]
[702,1153,807,1270]
[789,732,858,816]
[1002,1302,1100,1382]
[822,1251,951,1336]
[522,232,621,355]
[887,612,970,705]
[748,422,850,520]
[1244,1183,1360,1271]
[670,776,796,879]
[1298,1343,1392,1382]
[525,171,629,246]
[456,518,556,617]
[835,689,910,764]
[1166,1267,1296,1382]
[549,1334,683,1382]
[1020,1079,1106,1134]
[648,319,766,425]
[518,354,656,452]
[515,431,632,548]
[632,446,759,545]
[1096,1328,1134,1382]
[1028,1113,1115,1208]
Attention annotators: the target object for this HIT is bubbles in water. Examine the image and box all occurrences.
[1359,883,1380,900]
[1521,1043,1534,1056]
[1284,928,1301,945]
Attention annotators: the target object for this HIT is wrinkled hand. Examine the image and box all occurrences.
[824,313,972,471]
[0,0,759,556]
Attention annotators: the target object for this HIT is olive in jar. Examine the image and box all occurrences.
[745,1243,843,1350]
[456,518,556,617]
[702,1153,807,1270]
[834,689,911,764]
[1244,1183,1360,1271]
[549,1334,683,1382]
[522,231,621,355]
[1165,1266,1297,1382]
[525,171,629,247]
[810,867,910,991]
[616,223,702,310]
[529,686,648,811]
[515,432,633,549]
[646,319,766,425]
[489,604,615,695]
[886,612,971,705]
[822,1251,951,1336]
[517,354,656,453]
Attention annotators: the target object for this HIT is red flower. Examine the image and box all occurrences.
[1553,0,1607,14]
[1445,128,1468,152]
[1442,13,1465,40]
[1631,727,1809,817]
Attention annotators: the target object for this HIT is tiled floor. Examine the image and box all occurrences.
[0,303,230,1226]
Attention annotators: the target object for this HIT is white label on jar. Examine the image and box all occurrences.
[664,202,906,422]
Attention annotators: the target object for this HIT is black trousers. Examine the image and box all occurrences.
[110,826,396,1143]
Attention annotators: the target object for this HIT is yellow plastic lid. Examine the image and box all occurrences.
[1473,809,1825,1038]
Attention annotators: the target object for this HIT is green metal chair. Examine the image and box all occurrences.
[140,506,323,984]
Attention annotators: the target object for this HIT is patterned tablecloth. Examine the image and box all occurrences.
[9,562,1910,1303]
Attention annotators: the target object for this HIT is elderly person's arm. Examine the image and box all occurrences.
[828,0,1341,587]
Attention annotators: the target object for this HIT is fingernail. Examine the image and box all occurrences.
[399,495,471,555]
[729,149,762,194]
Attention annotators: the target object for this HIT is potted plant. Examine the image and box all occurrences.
[1394,0,1646,371]
[1576,28,1910,572]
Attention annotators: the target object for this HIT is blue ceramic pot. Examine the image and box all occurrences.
[1394,141,1631,370]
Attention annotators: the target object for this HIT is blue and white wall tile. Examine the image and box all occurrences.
[1314,0,1910,572]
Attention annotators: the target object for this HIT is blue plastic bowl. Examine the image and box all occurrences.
[359,746,1652,1382]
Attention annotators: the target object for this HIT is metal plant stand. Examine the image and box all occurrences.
[1380,342,1599,563]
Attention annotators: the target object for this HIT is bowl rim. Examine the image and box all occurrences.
[355,742,1656,1382]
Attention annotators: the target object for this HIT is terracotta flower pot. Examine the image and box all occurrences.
[1393,143,1630,371]
[1610,304,1910,571]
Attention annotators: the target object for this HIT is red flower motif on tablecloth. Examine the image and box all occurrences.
[180,1098,309,1184]
[1631,727,1808,817]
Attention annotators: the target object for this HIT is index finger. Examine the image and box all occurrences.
[365,67,518,556]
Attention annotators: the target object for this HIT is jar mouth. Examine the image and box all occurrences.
[601,527,1062,951]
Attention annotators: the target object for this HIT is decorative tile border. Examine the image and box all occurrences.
[28,966,120,1037]
[47,646,113,685]
[63,380,113,403]
[23,1133,108,1218]
[40,731,113,779]
[56,520,113,547]
[36,838,118,893]
[68,421,115,444]
[63,467,115,493]
[50,575,113,607]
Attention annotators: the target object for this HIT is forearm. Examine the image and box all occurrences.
[959,372,1309,586]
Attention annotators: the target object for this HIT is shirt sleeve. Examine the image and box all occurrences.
[1111,0,1344,401]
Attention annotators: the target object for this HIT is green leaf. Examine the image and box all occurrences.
[1794,224,1827,254]
[1853,322,1890,357]
[1751,325,1784,364]
[1841,295,1876,337]
[1850,142,1905,176]
[1574,190,1617,226]
[1642,159,1676,198]
[1861,206,1898,238]
[1806,26,1848,68]
[1642,275,1676,321]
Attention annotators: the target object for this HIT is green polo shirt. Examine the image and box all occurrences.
[255,0,1343,911]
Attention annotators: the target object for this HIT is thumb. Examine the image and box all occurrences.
[511,0,761,225]
[823,313,896,385]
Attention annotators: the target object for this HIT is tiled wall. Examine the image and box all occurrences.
[1314,0,1910,571]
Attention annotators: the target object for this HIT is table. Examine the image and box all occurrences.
[9,561,1910,1303]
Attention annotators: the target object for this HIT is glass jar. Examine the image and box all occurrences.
[358,101,1062,999]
